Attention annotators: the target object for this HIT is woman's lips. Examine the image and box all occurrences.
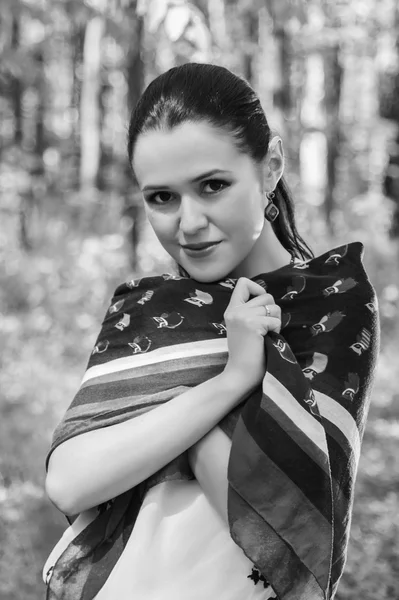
[182,241,222,257]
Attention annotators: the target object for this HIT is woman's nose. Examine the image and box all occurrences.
[178,195,208,234]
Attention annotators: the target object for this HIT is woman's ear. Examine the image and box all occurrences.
[263,135,285,191]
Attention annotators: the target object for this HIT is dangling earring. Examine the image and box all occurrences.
[264,191,279,222]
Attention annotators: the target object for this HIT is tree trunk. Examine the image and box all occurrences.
[71,22,86,190]
[257,5,275,114]
[323,44,343,231]
[96,81,111,191]
[11,17,22,145]
[20,43,47,252]
[124,7,145,270]
[265,0,304,184]
[33,47,46,174]
[80,16,104,192]
[381,3,399,237]
[206,0,229,62]
[11,15,31,251]
[242,9,258,86]
[268,21,295,173]
[125,17,145,115]
[273,26,293,115]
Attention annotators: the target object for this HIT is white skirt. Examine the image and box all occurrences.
[44,479,277,600]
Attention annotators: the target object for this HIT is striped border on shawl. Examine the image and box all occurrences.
[228,414,333,589]
[262,372,329,460]
[81,338,229,385]
[314,390,360,467]
[80,350,228,389]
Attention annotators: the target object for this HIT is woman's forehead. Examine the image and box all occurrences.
[133,121,247,188]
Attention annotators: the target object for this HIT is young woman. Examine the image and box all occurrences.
[43,63,379,600]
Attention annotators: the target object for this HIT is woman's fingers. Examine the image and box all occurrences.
[227,278,267,308]
[251,304,281,319]
[245,292,275,308]
[259,316,282,334]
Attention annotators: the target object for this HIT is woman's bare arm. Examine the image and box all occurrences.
[188,425,232,524]
[45,372,252,516]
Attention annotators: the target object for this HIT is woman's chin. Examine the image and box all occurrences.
[183,264,233,284]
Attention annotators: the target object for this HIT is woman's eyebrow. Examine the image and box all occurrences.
[142,169,231,191]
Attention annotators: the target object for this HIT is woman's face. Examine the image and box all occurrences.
[132,120,267,282]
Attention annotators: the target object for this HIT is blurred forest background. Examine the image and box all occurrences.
[1,0,399,598]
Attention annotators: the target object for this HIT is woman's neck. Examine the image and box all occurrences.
[228,222,293,280]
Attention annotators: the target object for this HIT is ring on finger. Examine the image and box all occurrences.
[265,305,271,317]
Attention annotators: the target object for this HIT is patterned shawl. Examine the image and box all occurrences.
[44,241,379,600]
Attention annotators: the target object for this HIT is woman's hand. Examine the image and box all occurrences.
[222,277,281,391]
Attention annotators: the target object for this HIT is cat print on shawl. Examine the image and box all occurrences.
[350,328,372,355]
[137,290,154,305]
[211,322,227,335]
[183,290,214,307]
[281,275,306,300]
[162,273,186,280]
[152,312,185,328]
[302,352,328,380]
[272,338,296,363]
[92,340,109,354]
[126,278,142,288]
[303,388,319,417]
[128,335,152,354]
[115,313,130,331]
[322,278,357,297]
[292,260,309,270]
[342,373,360,400]
[219,278,237,289]
[311,311,345,335]
[366,301,377,313]
[281,312,291,329]
[109,299,125,314]
[324,244,348,265]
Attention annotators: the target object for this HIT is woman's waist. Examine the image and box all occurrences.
[101,479,275,599]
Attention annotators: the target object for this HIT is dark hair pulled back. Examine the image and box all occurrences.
[127,63,313,275]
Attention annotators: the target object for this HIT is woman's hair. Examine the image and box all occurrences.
[127,63,313,276]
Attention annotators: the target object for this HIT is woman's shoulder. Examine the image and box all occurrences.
[263,242,378,337]
[95,273,192,354]
[301,240,365,277]
[296,240,364,271]
[294,241,376,300]
[290,242,379,345]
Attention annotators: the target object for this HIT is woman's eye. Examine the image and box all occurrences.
[147,191,173,205]
[202,179,229,194]
[146,179,229,204]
